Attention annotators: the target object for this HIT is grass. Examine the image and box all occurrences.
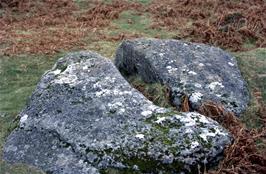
[0,53,65,174]
[235,49,266,102]
[126,76,172,108]
[135,0,152,5]
[0,54,62,115]
[234,49,266,129]
[0,159,44,174]
[105,10,176,39]
[84,39,119,58]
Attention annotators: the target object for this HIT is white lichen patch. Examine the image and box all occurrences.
[155,117,167,124]
[20,114,28,124]
[135,134,145,139]
[119,108,126,113]
[82,65,88,70]
[213,128,227,136]
[188,71,197,75]
[199,127,227,142]
[95,87,129,97]
[189,92,203,103]
[113,89,120,95]
[181,68,187,72]
[186,112,213,124]
[198,63,205,67]
[148,105,158,111]
[107,102,123,110]
[82,86,87,91]
[174,114,196,127]
[185,129,193,134]
[199,131,216,142]
[207,82,224,90]
[228,62,234,66]
[194,83,202,88]
[93,81,101,88]
[95,89,112,97]
[52,69,61,75]
[191,141,199,149]
[141,110,153,117]
[168,68,178,74]
[198,115,212,124]
[53,64,81,86]
[119,91,132,95]
[156,108,168,114]
[166,66,172,69]
[54,74,78,86]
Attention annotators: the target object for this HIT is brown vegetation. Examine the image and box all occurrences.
[148,0,266,51]
[2,0,265,54]
[199,102,266,174]
[0,0,141,55]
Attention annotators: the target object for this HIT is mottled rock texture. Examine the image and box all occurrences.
[4,52,231,173]
[115,38,249,115]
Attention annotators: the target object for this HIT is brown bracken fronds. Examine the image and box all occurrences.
[0,0,142,55]
[199,102,266,174]
[148,0,266,51]
[181,95,190,112]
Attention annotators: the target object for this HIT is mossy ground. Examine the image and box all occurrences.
[0,0,265,173]
[234,49,266,129]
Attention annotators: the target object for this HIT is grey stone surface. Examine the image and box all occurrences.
[115,38,250,115]
[4,51,231,173]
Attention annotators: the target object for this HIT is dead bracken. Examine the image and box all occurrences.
[148,0,266,51]
[0,0,142,55]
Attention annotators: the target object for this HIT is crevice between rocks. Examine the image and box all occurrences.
[123,74,196,113]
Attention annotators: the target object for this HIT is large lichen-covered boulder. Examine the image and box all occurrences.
[115,38,249,115]
[4,52,231,173]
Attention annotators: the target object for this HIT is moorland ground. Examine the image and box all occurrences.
[0,0,265,173]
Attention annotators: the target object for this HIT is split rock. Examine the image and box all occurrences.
[4,51,231,173]
[115,38,249,115]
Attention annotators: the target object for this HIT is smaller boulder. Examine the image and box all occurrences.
[115,38,250,115]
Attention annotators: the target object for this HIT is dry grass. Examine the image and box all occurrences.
[148,0,266,51]
[199,102,266,174]
[0,0,142,55]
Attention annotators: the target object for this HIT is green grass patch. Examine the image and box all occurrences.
[105,10,176,39]
[0,160,44,174]
[85,40,119,58]
[0,53,66,173]
[0,54,61,114]
[234,48,266,129]
[235,48,266,102]
[134,0,152,5]
[127,76,172,108]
